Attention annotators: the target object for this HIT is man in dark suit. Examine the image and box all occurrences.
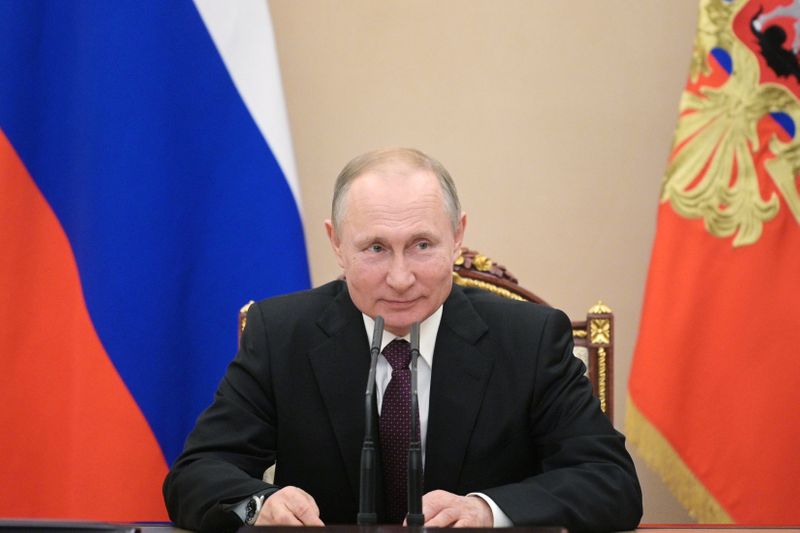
[163,148,642,531]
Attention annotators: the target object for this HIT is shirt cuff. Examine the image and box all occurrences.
[467,492,513,527]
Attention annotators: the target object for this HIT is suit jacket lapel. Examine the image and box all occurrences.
[308,284,370,505]
[424,286,493,493]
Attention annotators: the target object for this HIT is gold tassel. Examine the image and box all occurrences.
[625,397,733,523]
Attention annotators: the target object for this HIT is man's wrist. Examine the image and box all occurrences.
[467,492,513,527]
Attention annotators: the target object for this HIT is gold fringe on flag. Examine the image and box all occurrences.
[626,397,733,523]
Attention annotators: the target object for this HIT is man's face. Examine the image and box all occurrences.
[326,167,465,336]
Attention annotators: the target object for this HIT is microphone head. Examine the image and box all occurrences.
[371,316,384,353]
[410,322,421,352]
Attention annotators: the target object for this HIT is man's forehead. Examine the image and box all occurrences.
[339,194,452,244]
[334,166,452,236]
[345,178,446,221]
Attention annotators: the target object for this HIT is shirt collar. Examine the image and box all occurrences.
[362,306,442,368]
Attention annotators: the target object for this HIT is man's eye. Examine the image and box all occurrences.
[417,241,430,250]
[369,244,384,253]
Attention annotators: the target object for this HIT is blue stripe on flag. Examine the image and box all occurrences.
[0,0,310,464]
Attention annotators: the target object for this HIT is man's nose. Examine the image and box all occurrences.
[386,254,415,292]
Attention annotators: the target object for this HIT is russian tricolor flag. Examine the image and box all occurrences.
[0,1,309,521]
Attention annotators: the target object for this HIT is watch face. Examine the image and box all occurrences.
[245,498,257,524]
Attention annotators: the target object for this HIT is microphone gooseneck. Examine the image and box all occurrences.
[407,321,425,527]
[357,315,384,525]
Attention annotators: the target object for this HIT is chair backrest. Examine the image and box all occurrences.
[238,246,614,422]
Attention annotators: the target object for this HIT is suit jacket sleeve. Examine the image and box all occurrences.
[481,307,642,532]
[163,302,278,532]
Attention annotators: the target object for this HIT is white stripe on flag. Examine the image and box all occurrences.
[194,0,302,210]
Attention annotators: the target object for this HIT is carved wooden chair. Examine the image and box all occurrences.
[238,246,614,422]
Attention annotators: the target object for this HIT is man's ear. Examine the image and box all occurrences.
[324,219,346,269]
[453,211,467,260]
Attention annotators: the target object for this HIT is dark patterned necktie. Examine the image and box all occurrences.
[379,338,420,524]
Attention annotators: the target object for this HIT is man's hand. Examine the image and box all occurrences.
[255,486,325,526]
[420,489,493,527]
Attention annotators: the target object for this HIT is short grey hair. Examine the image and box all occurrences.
[331,147,461,231]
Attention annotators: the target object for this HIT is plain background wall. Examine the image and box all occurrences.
[268,0,698,523]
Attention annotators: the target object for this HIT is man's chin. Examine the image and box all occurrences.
[381,308,432,336]
[382,313,420,336]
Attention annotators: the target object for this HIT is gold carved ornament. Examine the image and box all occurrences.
[664,0,800,247]
[588,301,611,414]
[597,347,607,414]
[452,250,525,300]
[588,300,611,315]
[589,318,611,345]
[239,300,254,337]
[471,254,493,272]
[451,272,526,301]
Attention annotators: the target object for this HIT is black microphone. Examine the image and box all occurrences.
[357,316,384,525]
[407,322,425,526]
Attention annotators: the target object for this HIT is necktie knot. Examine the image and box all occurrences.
[383,339,411,371]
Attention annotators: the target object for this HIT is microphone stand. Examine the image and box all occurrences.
[357,316,384,525]
[407,322,425,527]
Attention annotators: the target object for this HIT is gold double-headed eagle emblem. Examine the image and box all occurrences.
[663,0,800,247]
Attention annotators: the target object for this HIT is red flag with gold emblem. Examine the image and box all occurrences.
[628,0,800,524]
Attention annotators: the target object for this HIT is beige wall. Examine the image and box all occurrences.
[269,0,698,523]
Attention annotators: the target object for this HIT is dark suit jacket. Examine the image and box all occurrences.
[163,280,642,532]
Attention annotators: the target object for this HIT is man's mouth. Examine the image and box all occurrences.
[383,298,419,308]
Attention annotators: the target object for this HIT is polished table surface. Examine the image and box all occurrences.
[154,528,800,532]
[134,524,800,533]
[2,522,798,532]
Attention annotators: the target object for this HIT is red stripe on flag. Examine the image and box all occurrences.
[629,203,800,523]
[0,129,169,520]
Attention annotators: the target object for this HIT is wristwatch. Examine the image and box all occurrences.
[244,494,266,525]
